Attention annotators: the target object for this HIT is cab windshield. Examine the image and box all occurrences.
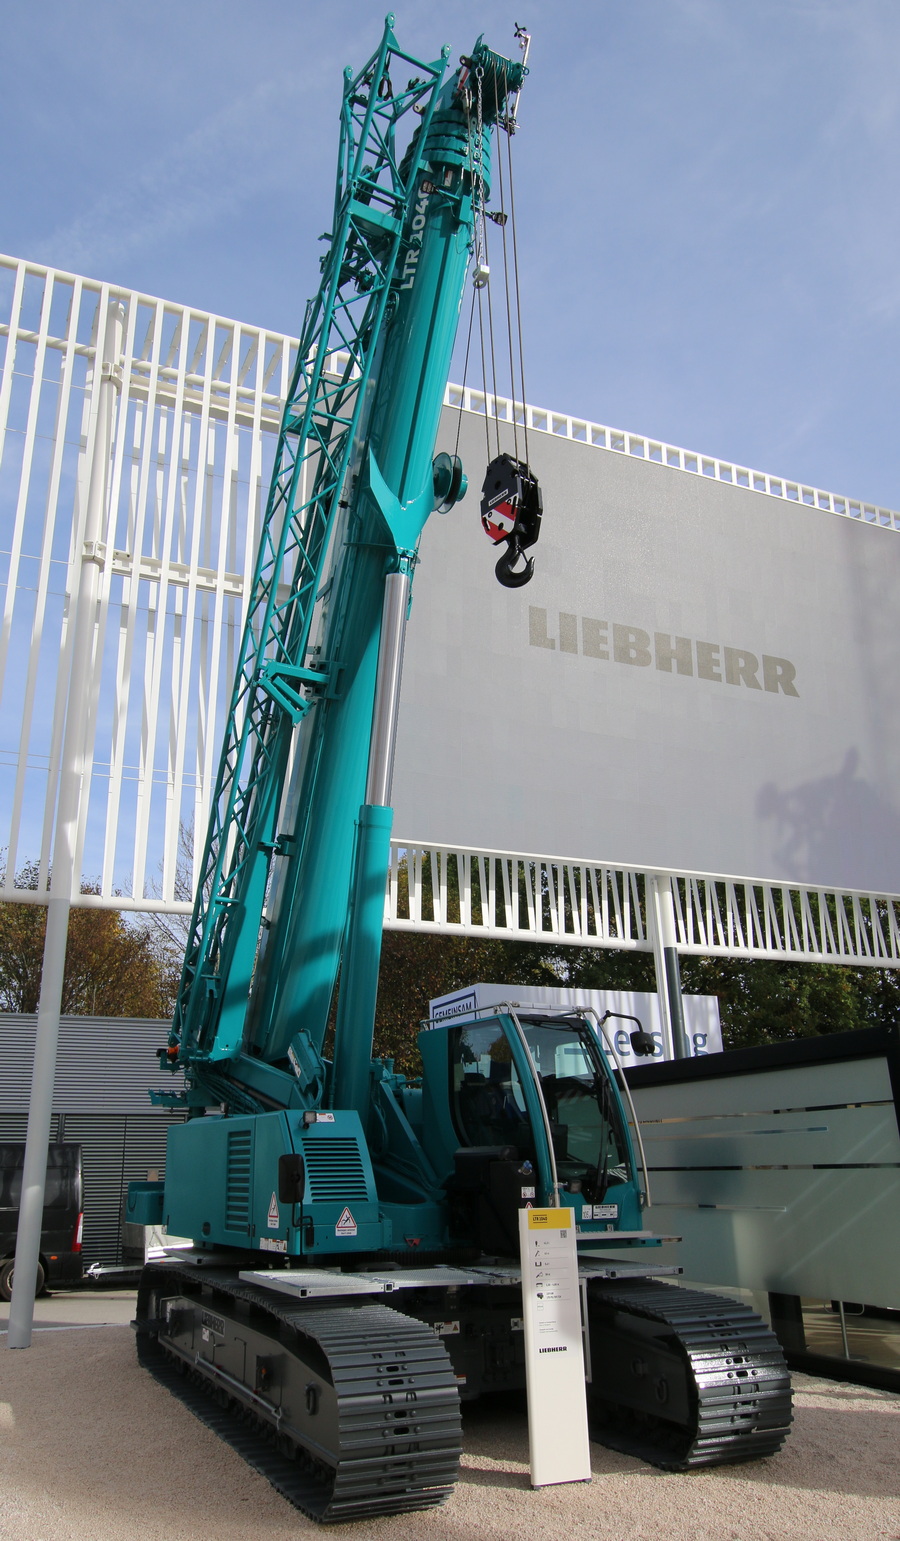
[449,1015,632,1202]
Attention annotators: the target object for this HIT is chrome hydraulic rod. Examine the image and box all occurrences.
[365,568,411,808]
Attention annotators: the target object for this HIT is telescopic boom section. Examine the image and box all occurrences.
[164,22,526,1108]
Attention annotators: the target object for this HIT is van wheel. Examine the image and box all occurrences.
[0,1258,45,1302]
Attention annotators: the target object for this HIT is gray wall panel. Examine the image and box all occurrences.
[0,1015,180,1114]
[60,1117,127,1267]
[630,1053,900,1307]
[632,1056,893,1120]
[394,411,900,892]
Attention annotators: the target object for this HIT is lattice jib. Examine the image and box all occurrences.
[170,24,450,1066]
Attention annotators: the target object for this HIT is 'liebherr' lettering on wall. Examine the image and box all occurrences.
[528,608,799,696]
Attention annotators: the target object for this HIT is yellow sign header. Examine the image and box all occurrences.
[527,1207,574,1230]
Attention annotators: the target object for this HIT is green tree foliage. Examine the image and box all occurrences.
[0,861,176,1018]
[373,931,562,1073]
[487,941,900,1052]
[679,954,900,1049]
[370,854,568,1073]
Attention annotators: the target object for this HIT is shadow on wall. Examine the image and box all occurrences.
[757,748,900,891]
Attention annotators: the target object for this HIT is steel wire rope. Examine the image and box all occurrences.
[481,219,505,463]
[475,283,493,461]
[490,63,520,466]
[453,286,478,464]
[503,108,531,470]
[464,78,493,463]
[475,66,504,464]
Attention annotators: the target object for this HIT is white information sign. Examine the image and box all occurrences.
[519,1207,592,1489]
[429,983,722,1065]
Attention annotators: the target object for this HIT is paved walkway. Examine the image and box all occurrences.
[0,1287,136,1332]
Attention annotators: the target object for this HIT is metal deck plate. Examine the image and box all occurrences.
[238,1256,682,1299]
[238,1265,487,1299]
[576,1231,681,1243]
[577,1254,683,1279]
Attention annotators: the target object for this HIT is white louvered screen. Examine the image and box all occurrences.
[3,251,899,968]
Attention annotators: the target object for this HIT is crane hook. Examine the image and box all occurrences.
[495,535,535,588]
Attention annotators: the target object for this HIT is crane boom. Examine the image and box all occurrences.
[165,20,525,1111]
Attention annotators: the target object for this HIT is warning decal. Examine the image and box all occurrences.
[335,1207,358,1238]
[267,1192,280,1229]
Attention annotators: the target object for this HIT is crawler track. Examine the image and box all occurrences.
[135,1263,462,1523]
[136,1264,791,1517]
[586,1278,793,1469]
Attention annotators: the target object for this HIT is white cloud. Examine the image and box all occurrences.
[32,72,315,275]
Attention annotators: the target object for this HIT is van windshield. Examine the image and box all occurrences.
[0,1145,81,1212]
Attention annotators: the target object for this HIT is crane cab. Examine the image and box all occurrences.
[417,1010,646,1253]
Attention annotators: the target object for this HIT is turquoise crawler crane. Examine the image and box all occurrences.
[130,18,792,1520]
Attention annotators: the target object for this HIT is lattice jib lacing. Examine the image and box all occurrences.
[170,28,452,1069]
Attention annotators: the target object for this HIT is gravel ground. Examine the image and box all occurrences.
[1,1319,898,1541]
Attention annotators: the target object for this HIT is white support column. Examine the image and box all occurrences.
[647,873,688,1061]
[7,300,124,1350]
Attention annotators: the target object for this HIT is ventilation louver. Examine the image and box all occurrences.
[302,1138,368,1202]
[225,1129,252,1231]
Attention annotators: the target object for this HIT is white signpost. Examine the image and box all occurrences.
[518,1207,592,1488]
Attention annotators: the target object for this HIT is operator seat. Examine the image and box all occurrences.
[457,1072,511,1146]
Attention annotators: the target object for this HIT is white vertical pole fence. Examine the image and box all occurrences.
[646,874,685,1060]
[7,300,124,1349]
[2,255,900,1342]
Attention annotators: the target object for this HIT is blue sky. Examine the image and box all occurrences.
[4,0,900,508]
